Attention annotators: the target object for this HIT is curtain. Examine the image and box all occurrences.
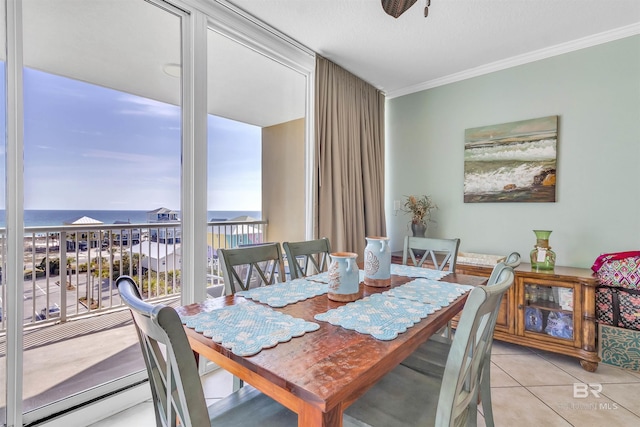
[314,56,386,260]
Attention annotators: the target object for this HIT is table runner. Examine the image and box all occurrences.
[389,264,451,280]
[180,302,319,356]
[236,278,329,307]
[314,293,438,340]
[384,278,473,306]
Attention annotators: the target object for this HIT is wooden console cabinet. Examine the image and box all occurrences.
[457,262,600,371]
[391,253,600,371]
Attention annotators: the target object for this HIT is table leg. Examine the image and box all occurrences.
[299,404,343,427]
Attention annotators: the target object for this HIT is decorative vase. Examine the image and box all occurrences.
[327,252,361,302]
[410,222,427,237]
[364,236,391,288]
[530,230,556,271]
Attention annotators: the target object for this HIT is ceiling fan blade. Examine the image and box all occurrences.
[381,0,418,18]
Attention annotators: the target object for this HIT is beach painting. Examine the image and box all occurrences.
[464,116,558,203]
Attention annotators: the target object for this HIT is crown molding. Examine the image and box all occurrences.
[386,22,640,99]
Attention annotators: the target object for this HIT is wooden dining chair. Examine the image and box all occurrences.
[116,276,297,427]
[218,242,285,295]
[282,237,332,279]
[399,261,516,426]
[345,265,515,427]
[402,236,461,272]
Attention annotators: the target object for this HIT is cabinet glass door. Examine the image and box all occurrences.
[524,283,574,340]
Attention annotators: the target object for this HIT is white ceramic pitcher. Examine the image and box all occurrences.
[327,252,360,302]
[364,236,391,287]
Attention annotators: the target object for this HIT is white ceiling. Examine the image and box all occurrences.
[11,0,640,128]
[19,0,306,128]
[227,0,640,98]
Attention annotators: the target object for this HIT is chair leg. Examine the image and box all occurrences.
[480,362,495,427]
[232,375,244,391]
[468,388,479,426]
[445,321,453,343]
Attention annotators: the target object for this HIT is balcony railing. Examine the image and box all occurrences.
[0,219,268,332]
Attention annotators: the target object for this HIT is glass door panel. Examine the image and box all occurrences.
[0,1,7,424]
[21,0,182,420]
[205,27,306,292]
[524,282,574,340]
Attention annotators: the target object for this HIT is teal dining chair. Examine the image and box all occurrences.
[402,236,461,272]
[116,276,297,427]
[403,236,461,340]
[399,259,519,426]
[282,237,332,279]
[345,265,515,426]
[218,242,285,295]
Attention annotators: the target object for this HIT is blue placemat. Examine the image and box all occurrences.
[390,264,451,280]
[314,293,437,340]
[307,269,366,283]
[236,278,329,307]
[180,303,320,356]
[384,278,473,306]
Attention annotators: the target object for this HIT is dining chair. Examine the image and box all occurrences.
[282,237,332,279]
[505,251,521,267]
[487,252,520,287]
[402,236,461,272]
[116,275,297,427]
[399,261,516,427]
[403,236,461,340]
[345,265,515,427]
[218,242,285,295]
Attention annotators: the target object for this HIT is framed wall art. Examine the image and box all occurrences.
[464,115,558,203]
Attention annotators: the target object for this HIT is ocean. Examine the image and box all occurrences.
[0,210,262,227]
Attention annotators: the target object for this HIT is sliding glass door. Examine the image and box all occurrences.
[206,20,309,267]
[0,2,7,425]
[2,0,314,424]
[19,0,183,422]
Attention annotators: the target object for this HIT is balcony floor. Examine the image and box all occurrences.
[0,308,146,417]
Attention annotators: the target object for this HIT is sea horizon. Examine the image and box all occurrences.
[0,209,262,227]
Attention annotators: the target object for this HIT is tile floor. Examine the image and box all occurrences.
[89,341,640,427]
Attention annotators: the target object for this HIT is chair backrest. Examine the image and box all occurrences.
[218,242,285,295]
[402,236,461,271]
[504,251,521,268]
[282,238,332,279]
[435,265,515,426]
[117,276,209,427]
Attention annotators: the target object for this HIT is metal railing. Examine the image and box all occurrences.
[0,219,268,331]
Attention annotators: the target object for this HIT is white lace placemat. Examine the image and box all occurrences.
[236,278,328,307]
[314,293,438,340]
[384,278,473,306]
[390,264,451,280]
[180,302,320,356]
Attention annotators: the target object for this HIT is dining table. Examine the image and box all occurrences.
[176,267,488,427]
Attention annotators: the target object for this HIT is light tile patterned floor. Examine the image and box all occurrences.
[90,341,640,427]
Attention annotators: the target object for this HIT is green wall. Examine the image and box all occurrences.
[385,35,640,268]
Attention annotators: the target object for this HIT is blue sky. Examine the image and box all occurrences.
[1,66,261,211]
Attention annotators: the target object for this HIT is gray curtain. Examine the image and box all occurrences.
[314,56,386,260]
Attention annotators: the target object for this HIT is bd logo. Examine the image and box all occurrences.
[573,382,602,398]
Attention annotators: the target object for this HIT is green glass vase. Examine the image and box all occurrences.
[530,230,556,271]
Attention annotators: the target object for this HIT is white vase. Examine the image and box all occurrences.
[327,252,360,302]
[364,236,391,288]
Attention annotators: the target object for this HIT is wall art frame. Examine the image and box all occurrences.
[463,115,558,203]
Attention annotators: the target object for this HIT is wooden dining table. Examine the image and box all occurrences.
[176,271,488,427]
